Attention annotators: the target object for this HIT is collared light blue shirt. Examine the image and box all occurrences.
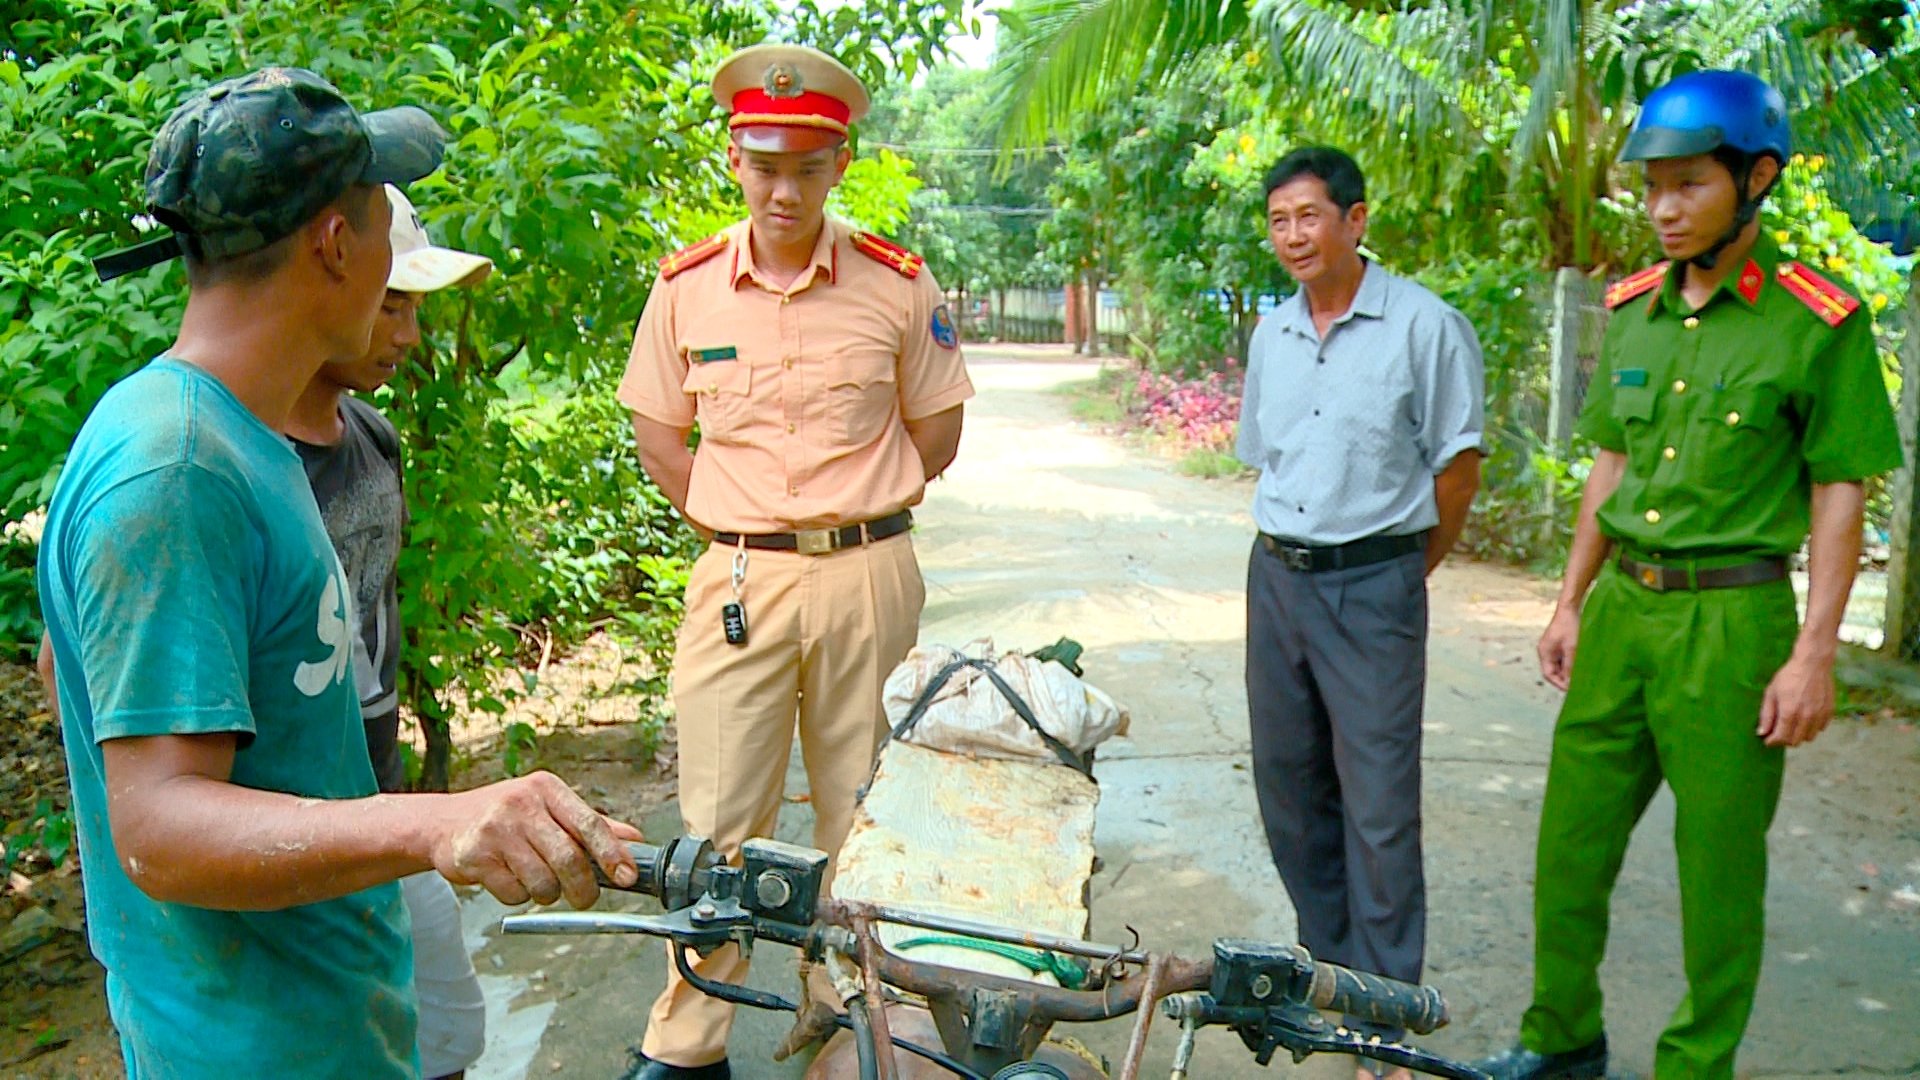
[1236,260,1485,544]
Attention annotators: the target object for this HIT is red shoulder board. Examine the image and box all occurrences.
[850,231,924,279]
[657,233,730,280]
[1776,261,1861,328]
[1604,262,1669,309]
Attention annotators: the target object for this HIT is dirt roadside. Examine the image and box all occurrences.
[5,345,1915,1078]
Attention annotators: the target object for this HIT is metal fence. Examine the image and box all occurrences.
[981,286,1130,354]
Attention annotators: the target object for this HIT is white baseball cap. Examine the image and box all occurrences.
[385,184,493,293]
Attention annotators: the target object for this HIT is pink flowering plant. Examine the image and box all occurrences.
[1127,361,1245,457]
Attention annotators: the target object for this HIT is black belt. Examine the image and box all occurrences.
[1259,530,1427,573]
[1618,553,1788,592]
[714,510,913,555]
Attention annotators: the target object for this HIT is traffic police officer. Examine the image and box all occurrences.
[1480,71,1902,1080]
[615,43,974,1079]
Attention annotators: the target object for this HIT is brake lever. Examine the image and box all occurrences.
[501,893,752,956]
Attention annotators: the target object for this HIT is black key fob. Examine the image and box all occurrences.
[722,601,748,646]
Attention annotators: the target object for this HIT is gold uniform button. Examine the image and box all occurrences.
[789,485,799,496]
[1663,446,1677,460]
[707,383,718,394]
[1645,508,1662,524]
[1683,316,1700,329]
[786,422,796,433]
[1726,411,1741,426]
[783,358,794,369]
[1672,379,1687,394]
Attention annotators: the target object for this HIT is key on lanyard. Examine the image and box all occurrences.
[722,538,749,646]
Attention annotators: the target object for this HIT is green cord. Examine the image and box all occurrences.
[893,934,1088,989]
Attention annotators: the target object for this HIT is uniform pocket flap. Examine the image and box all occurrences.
[1610,385,1655,422]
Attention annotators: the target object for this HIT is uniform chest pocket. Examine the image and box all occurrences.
[682,355,754,445]
[1610,385,1656,425]
[1697,386,1781,489]
[825,351,898,446]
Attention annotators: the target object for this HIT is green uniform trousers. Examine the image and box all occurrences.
[1521,560,1797,1079]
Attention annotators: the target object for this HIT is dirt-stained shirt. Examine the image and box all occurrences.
[617,217,974,533]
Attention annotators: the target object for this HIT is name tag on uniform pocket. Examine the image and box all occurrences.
[1612,368,1648,388]
[691,346,738,363]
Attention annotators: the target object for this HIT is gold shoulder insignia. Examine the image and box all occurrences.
[1776,261,1861,328]
[657,233,730,280]
[850,231,925,279]
[1603,262,1669,309]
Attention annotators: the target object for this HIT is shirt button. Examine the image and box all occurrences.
[1725,411,1741,426]
[786,422,796,433]
[781,296,791,305]
[1683,317,1700,329]
[789,485,799,496]
[1663,446,1677,460]
[1671,379,1687,394]
[1645,508,1662,524]
[707,383,718,393]
[783,358,794,369]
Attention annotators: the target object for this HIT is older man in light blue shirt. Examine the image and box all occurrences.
[1235,146,1484,1080]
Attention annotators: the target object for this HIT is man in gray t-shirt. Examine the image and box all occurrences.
[1235,146,1484,1080]
[284,183,495,1080]
[294,392,409,789]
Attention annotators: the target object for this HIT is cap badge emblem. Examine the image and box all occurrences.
[765,63,804,99]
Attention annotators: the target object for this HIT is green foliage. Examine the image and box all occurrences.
[501,721,539,778]
[3,0,963,789]
[3,796,74,876]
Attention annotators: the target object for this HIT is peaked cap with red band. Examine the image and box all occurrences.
[712,44,870,154]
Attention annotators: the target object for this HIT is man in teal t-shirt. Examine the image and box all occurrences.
[42,68,640,1078]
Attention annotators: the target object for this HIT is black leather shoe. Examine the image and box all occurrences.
[620,1048,733,1080]
[1477,1035,1608,1080]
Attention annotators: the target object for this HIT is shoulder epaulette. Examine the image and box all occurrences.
[1604,262,1669,309]
[657,233,730,280]
[850,231,924,279]
[1776,261,1861,328]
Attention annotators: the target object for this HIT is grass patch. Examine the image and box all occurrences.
[1056,367,1131,425]
[1176,448,1252,479]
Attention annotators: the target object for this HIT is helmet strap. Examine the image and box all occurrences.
[1689,155,1773,270]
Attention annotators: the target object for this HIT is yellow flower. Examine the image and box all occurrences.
[1826,254,1848,272]
[1804,193,1819,211]
[1809,154,1826,172]
[1791,153,1806,166]
[1774,230,1791,244]
[1239,133,1256,154]
[1225,152,1238,167]
[1872,293,1890,312]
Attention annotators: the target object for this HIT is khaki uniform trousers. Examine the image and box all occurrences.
[641,532,925,1067]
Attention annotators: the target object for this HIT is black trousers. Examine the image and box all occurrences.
[1245,538,1428,1036]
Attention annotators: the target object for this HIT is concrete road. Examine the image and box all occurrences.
[470,345,1920,1080]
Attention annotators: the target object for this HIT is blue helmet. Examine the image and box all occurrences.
[1620,70,1791,164]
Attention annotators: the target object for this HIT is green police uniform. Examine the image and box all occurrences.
[1520,234,1901,1079]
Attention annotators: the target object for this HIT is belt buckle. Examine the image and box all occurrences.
[1636,564,1666,592]
[1282,547,1314,572]
[795,528,838,556]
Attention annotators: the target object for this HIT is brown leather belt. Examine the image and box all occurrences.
[1618,553,1788,592]
[714,510,913,555]
[1259,530,1428,573]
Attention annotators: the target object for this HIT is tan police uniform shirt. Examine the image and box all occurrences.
[618,217,974,534]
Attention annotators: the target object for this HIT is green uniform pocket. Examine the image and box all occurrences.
[1699,386,1780,489]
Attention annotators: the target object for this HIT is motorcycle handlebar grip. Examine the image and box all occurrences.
[1308,961,1450,1035]
[594,841,667,895]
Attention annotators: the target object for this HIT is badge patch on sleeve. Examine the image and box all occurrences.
[930,304,958,349]
[1612,368,1648,388]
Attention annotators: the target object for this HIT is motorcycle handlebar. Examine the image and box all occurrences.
[1305,959,1449,1035]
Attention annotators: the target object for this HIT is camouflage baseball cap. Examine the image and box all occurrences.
[94,67,447,282]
